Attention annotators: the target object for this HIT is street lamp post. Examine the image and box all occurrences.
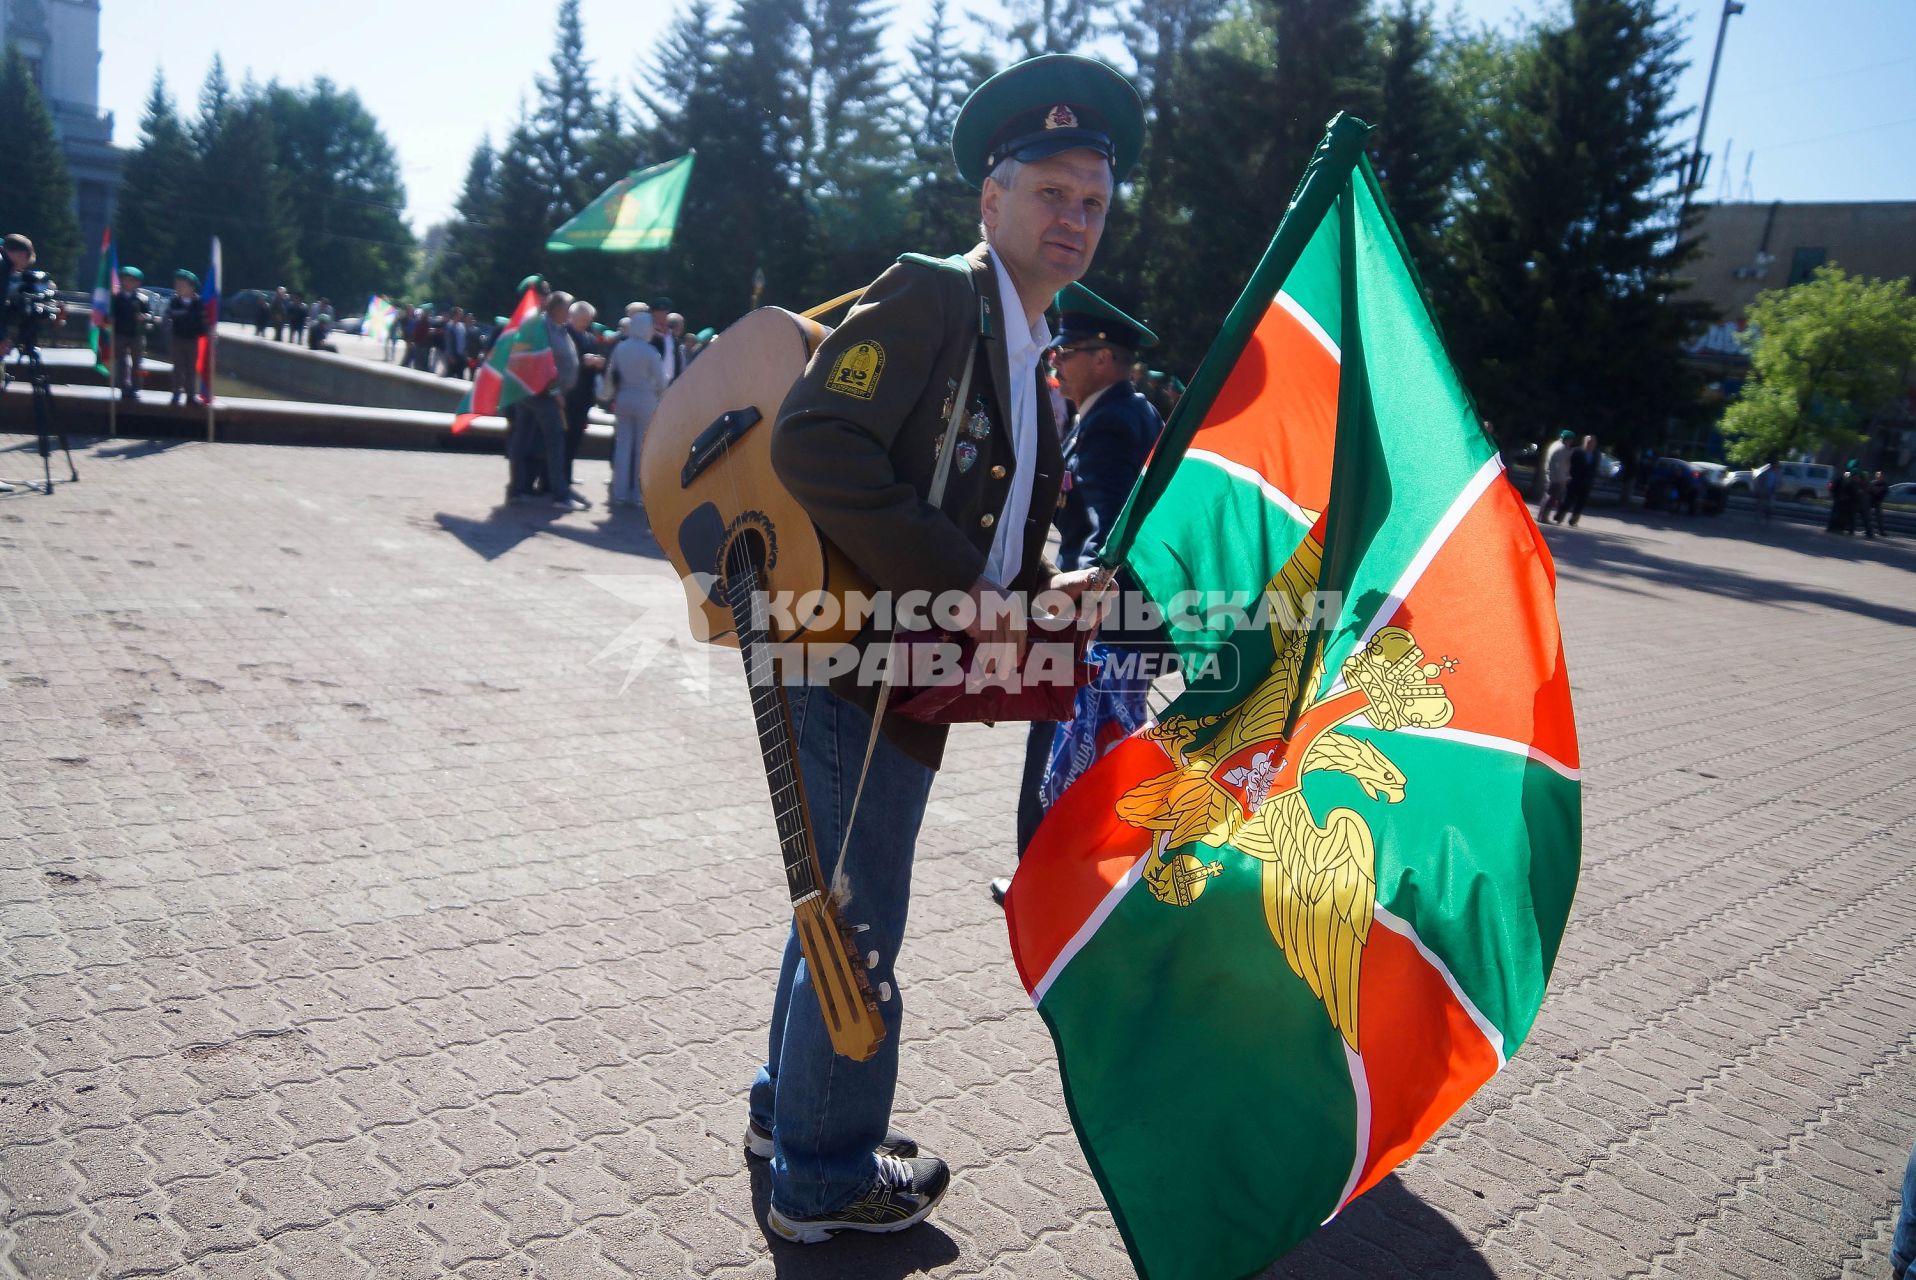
[1684,0,1746,200]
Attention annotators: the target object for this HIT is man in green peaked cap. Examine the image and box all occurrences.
[751,53,1145,1248]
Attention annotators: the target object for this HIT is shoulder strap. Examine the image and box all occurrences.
[834,260,981,875]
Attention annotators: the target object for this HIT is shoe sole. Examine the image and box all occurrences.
[765,1181,949,1244]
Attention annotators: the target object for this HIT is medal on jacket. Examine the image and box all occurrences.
[956,440,978,473]
[965,404,991,440]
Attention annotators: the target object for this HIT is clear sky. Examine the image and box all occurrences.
[96,0,1916,234]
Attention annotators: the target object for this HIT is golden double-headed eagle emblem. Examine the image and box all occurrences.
[1119,530,1458,1050]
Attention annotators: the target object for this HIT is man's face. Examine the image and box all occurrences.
[1054,342,1114,404]
[3,247,28,272]
[174,277,195,297]
[117,274,137,293]
[1582,435,1597,451]
[982,149,1112,295]
[569,311,591,332]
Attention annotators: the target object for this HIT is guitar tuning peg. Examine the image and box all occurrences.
[867,950,880,969]
[877,982,894,1002]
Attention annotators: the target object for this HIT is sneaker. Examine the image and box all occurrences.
[744,1119,918,1162]
[550,496,588,511]
[765,1153,950,1244]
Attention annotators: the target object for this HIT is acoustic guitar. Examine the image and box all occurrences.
[639,307,885,1063]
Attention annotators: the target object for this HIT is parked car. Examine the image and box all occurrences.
[224,288,273,328]
[1728,461,1834,502]
[1643,458,1725,515]
[1886,481,1916,506]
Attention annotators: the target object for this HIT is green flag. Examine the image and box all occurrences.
[545,153,694,254]
[1005,114,1581,1278]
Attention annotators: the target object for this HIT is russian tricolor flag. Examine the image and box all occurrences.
[196,236,221,405]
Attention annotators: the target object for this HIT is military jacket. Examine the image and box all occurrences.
[1056,379,1162,572]
[772,241,1063,769]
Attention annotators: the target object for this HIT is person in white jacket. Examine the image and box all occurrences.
[1537,429,1575,524]
[608,307,669,506]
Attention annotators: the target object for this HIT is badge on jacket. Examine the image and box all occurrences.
[825,341,886,399]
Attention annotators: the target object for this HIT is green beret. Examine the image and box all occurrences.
[1055,281,1156,351]
[952,54,1144,188]
[695,327,716,342]
[120,266,144,281]
[516,274,548,296]
[173,269,199,287]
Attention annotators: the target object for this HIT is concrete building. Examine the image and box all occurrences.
[1686,201,1916,477]
[1,0,121,286]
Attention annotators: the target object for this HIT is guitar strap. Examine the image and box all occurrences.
[833,269,982,882]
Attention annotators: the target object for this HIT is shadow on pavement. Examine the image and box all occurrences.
[745,1161,962,1277]
[432,503,668,563]
[93,438,193,461]
[1542,519,1916,628]
[1262,1174,1500,1278]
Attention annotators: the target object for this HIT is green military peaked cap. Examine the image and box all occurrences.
[1055,281,1156,351]
[952,54,1144,188]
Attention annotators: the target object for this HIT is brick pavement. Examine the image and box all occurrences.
[0,433,1911,1279]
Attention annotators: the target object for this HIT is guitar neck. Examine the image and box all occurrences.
[722,550,824,905]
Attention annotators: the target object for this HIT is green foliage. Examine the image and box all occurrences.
[1720,265,1916,464]
[1370,0,1462,278]
[263,79,416,304]
[189,77,303,289]
[115,73,195,276]
[117,62,415,300]
[0,42,80,281]
[1444,0,1708,453]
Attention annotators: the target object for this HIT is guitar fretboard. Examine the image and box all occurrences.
[722,542,821,904]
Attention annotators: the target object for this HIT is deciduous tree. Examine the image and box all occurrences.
[1721,265,1916,464]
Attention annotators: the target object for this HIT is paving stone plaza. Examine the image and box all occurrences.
[0,434,1911,1278]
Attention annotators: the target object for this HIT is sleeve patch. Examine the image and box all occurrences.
[824,341,886,400]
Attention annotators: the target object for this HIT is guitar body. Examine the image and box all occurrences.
[642,306,887,1064]
[640,307,873,650]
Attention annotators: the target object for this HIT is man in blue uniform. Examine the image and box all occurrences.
[996,284,1165,903]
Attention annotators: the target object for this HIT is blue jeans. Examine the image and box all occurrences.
[748,683,936,1217]
[1894,1137,1916,1280]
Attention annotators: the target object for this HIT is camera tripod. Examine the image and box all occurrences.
[1,345,79,495]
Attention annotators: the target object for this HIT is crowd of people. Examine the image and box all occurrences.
[485,278,714,512]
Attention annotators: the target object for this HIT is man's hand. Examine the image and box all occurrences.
[583,353,606,370]
[1040,566,1113,634]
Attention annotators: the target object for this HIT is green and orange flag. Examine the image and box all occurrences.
[1005,115,1581,1279]
[451,285,555,435]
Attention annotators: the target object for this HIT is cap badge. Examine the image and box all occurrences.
[1045,104,1079,130]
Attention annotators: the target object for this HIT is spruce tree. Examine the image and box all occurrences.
[997,0,1097,58]
[900,0,993,254]
[0,42,81,282]
[114,72,195,277]
[263,79,415,303]
[428,138,500,305]
[529,0,607,220]
[642,0,722,155]
[1122,0,1228,345]
[195,93,304,289]
[1370,0,1463,279]
[1447,0,1706,451]
[483,121,560,313]
[796,0,905,297]
[659,0,811,320]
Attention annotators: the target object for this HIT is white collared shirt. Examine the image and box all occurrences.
[983,248,1052,586]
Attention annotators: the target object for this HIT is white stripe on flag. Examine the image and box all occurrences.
[1367,722,1581,781]
[1184,450,1315,530]
[1329,1041,1372,1218]
[1275,289,1340,362]
[1373,903,1508,1065]
[1030,841,1156,1006]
